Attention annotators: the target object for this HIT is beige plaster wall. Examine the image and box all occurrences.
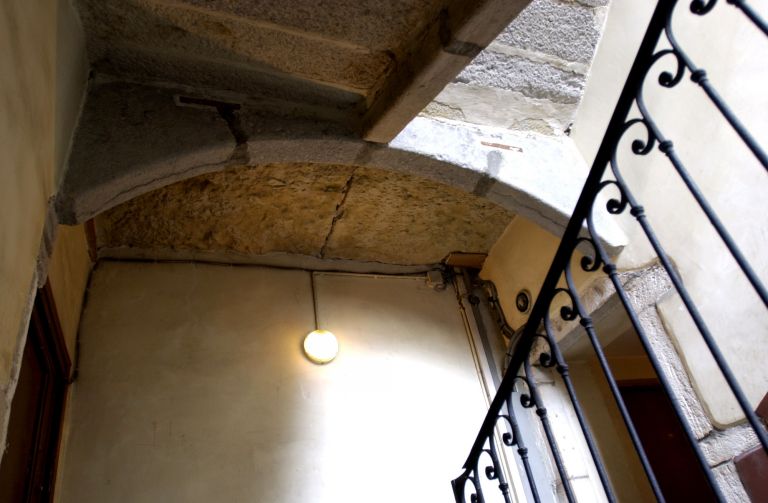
[0,0,88,452]
[480,215,591,332]
[47,224,92,359]
[0,0,57,390]
[56,262,489,502]
[571,1,768,426]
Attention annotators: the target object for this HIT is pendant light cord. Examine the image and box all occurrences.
[310,271,319,331]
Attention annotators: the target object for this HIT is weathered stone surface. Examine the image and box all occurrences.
[425,0,607,136]
[700,424,759,467]
[176,0,445,54]
[58,85,624,252]
[97,164,354,257]
[78,0,396,93]
[323,168,512,264]
[95,163,515,265]
[73,0,532,143]
[712,462,750,502]
[498,0,603,64]
[425,83,577,134]
[456,50,585,104]
[56,81,237,225]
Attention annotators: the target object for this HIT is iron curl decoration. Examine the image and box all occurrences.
[634,49,685,124]
[453,464,483,503]
[615,117,656,157]
[574,237,603,273]
[689,0,768,36]
[495,414,519,448]
[481,449,497,482]
[553,287,579,322]
[690,0,717,14]
[532,333,557,369]
[651,49,686,89]
[453,414,516,503]
[513,374,536,410]
[598,180,630,216]
[454,1,768,501]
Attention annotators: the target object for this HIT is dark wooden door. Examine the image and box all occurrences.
[620,383,718,502]
[0,284,70,502]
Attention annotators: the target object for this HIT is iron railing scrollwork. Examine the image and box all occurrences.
[452,0,768,501]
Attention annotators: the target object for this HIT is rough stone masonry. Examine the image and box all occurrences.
[424,0,609,135]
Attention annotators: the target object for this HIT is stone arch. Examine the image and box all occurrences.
[55,81,625,254]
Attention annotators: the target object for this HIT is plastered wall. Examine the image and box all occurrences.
[0,0,87,446]
[480,215,592,331]
[0,0,57,393]
[47,224,92,358]
[571,0,768,427]
[56,262,489,502]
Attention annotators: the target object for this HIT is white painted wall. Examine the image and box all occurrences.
[571,0,768,426]
[56,262,491,502]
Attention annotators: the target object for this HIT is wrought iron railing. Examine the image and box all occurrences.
[452,0,768,501]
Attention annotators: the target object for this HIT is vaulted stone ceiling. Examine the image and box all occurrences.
[67,0,534,267]
[75,0,528,140]
[95,163,515,266]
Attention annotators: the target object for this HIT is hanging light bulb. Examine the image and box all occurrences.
[303,329,339,364]
[303,272,339,364]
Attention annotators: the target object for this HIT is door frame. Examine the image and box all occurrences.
[0,282,71,501]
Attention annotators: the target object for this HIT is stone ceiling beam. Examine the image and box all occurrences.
[362,0,531,143]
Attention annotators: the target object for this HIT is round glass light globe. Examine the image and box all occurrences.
[303,329,339,364]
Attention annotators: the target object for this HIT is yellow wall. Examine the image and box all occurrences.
[56,262,489,502]
[480,215,591,333]
[47,224,92,359]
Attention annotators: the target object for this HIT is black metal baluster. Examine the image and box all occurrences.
[731,0,768,35]
[586,209,727,502]
[633,67,768,306]
[485,434,513,503]
[498,410,542,503]
[466,276,543,502]
[519,359,577,503]
[662,23,768,171]
[690,0,768,36]
[606,149,768,451]
[538,306,619,502]
[454,1,676,497]
[453,0,768,499]
[561,258,666,501]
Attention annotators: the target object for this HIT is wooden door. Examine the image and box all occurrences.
[620,382,718,502]
[0,284,70,502]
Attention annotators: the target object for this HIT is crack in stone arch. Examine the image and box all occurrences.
[319,168,358,259]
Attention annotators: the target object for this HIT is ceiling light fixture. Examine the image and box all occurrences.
[303,272,338,364]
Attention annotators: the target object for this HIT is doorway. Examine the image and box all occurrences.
[619,380,718,502]
[0,283,70,502]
